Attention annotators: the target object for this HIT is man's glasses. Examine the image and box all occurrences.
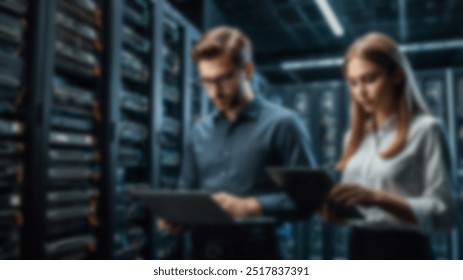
[200,68,240,89]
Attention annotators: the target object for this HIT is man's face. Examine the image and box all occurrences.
[198,55,244,112]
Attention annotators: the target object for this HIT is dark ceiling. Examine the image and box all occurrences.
[169,0,463,84]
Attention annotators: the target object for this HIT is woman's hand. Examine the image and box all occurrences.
[320,183,379,225]
[328,183,381,207]
[323,184,418,225]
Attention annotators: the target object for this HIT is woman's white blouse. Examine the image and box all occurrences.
[342,114,456,233]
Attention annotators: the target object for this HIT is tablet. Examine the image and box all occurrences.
[266,167,363,219]
[129,190,276,225]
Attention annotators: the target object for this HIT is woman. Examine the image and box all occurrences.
[322,32,456,260]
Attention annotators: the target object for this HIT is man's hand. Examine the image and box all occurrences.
[212,192,262,218]
[157,218,184,234]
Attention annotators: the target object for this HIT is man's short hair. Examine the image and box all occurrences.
[191,26,253,67]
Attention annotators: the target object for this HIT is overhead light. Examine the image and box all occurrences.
[400,39,463,52]
[280,39,463,71]
[314,0,344,37]
[282,58,343,71]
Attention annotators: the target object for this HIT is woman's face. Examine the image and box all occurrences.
[346,57,399,114]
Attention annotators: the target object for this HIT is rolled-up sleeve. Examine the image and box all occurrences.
[405,121,457,233]
[256,114,317,217]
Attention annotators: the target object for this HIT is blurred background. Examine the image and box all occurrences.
[0,0,462,260]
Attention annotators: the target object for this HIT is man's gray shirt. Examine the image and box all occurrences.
[178,97,317,218]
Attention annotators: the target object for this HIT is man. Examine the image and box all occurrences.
[158,26,316,259]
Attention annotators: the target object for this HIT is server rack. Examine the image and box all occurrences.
[257,80,302,260]
[0,0,30,260]
[103,0,155,260]
[151,0,206,260]
[101,0,203,260]
[184,27,207,129]
[116,0,153,260]
[100,0,203,260]
[263,81,308,261]
[313,82,349,260]
[289,86,322,260]
[0,0,204,260]
[153,2,185,260]
[23,0,106,259]
[445,69,461,261]
[252,72,270,98]
[453,69,463,172]
[443,68,463,260]
[275,81,350,260]
[415,69,457,260]
[416,70,449,123]
[180,26,207,259]
[263,88,285,106]
[452,68,463,260]
[297,82,348,260]
[277,85,321,260]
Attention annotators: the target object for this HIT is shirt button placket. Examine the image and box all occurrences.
[222,123,233,179]
[366,136,376,183]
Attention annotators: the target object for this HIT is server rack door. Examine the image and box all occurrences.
[416,69,454,260]
[34,0,106,260]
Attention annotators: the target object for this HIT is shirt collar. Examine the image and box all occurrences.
[365,114,397,135]
[378,114,397,133]
[212,96,262,123]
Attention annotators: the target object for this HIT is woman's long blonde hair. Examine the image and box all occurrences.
[336,32,429,169]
